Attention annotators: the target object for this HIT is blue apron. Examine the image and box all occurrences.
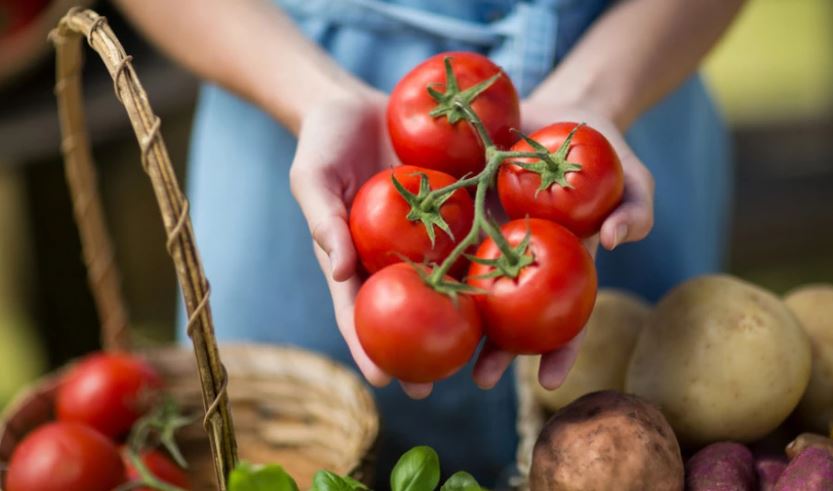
[183,0,732,485]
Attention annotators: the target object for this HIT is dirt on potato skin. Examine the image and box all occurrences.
[530,390,683,491]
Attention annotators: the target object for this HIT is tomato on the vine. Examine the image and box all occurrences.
[498,122,624,238]
[5,422,126,491]
[350,165,474,274]
[387,51,520,178]
[56,352,162,439]
[355,262,482,383]
[467,218,597,354]
[124,449,191,490]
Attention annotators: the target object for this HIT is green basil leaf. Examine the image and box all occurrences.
[228,461,299,491]
[390,446,441,491]
[312,470,369,491]
[440,471,482,491]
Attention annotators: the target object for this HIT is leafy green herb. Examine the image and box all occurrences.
[390,446,441,491]
[440,471,482,491]
[228,462,299,491]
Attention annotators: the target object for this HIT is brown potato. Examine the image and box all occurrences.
[626,275,812,445]
[524,290,650,411]
[784,284,833,433]
[530,390,683,491]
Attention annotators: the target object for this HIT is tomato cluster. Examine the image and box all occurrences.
[4,352,190,491]
[351,51,623,383]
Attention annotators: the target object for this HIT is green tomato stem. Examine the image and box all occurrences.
[423,61,532,287]
[456,102,494,149]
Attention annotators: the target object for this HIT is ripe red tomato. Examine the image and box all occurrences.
[497,122,624,237]
[355,262,483,383]
[350,165,474,274]
[467,218,597,354]
[5,422,126,491]
[56,352,163,439]
[387,51,520,178]
[124,449,191,490]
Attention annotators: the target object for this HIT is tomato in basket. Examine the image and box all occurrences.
[56,352,163,439]
[5,422,126,491]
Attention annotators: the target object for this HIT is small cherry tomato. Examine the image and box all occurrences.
[467,218,597,354]
[498,122,624,237]
[350,165,473,274]
[355,263,483,383]
[57,352,163,439]
[124,449,191,490]
[5,422,126,491]
[388,51,520,178]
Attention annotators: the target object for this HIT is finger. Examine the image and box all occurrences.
[582,235,600,260]
[314,244,391,387]
[473,341,515,389]
[600,159,654,250]
[538,330,586,390]
[290,168,357,282]
[400,381,433,400]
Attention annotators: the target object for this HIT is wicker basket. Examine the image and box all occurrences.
[510,358,548,490]
[0,8,378,490]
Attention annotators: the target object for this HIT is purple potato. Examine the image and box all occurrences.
[685,442,756,491]
[756,456,787,491]
[775,447,833,491]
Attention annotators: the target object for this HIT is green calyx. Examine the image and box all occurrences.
[427,57,500,125]
[513,123,585,195]
[468,228,534,280]
[391,172,456,248]
[414,262,483,305]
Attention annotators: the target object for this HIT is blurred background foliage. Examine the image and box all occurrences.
[1,0,832,408]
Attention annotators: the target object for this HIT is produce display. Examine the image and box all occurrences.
[625,275,812,445]
[4,351,191,491]
[529,390,684,491]
[784,284,833,434]
[523,289,649,410]
[6,39,833,489]
[353,51,616,382]
[519,276,833,490]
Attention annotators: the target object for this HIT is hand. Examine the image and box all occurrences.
[289,89,434,399]
[471,100,655,391]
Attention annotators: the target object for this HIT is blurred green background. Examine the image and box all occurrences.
[0,0,831,409]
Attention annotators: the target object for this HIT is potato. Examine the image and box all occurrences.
[775,447,833,491]
[685,442,756,491]
[626,275,812,445]
[786,433,833,460]
[530,390,683,491]
[784,284,833,433]
[756,456,788,491]
[523,290,650,411]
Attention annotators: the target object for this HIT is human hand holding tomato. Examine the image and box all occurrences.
[295,52,655,398]
[518,100,655,251]
[473,102,655,390]
[289,88,441,399]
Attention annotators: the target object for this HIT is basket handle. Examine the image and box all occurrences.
[49,8,237,489]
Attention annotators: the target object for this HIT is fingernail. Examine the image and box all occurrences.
[613,224,628,249]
